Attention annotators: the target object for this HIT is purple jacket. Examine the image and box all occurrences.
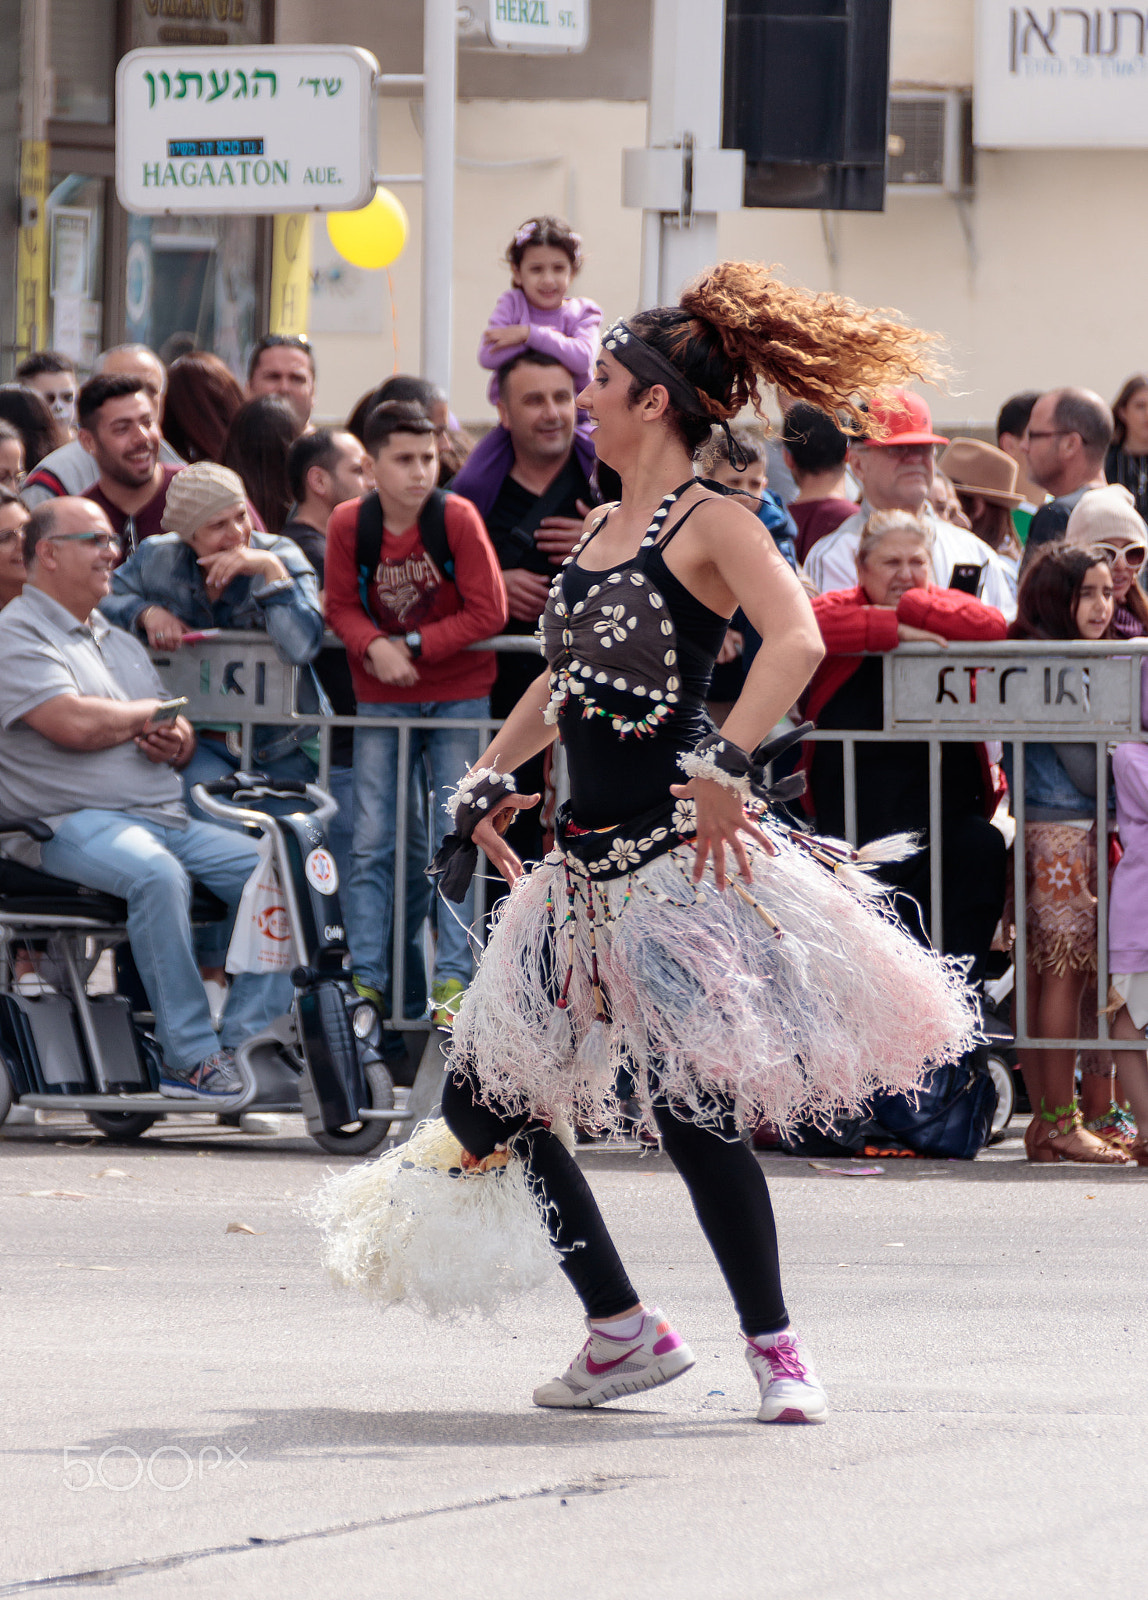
[448,423,599,524]
[1111,738,1148,972]
[479,288,601,405]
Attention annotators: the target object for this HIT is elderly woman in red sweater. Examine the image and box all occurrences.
[804,510,1008,982]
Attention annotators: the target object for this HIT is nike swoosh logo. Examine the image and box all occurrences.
[585,1346,641,1376]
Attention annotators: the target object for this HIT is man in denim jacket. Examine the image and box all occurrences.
[102,464,326,984]
[101,462,325,783]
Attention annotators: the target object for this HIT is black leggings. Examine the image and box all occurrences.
[441,1071,789,1336]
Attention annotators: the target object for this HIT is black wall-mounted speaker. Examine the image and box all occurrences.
[723,0,893,211]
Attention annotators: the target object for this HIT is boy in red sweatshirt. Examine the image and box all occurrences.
[325,401,508,1025]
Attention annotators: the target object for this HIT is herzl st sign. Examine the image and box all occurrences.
[976,2,1148,146]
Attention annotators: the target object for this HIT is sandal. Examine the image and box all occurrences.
[1128,1139,1148,1168]
[1024,1116,1056,1164]
[1042,1102,1132,1165]
[1086,1103,1139,1154]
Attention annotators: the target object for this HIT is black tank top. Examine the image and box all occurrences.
[543,499,729,827]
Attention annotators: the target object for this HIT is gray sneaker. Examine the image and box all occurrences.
[159,1048,242,1100]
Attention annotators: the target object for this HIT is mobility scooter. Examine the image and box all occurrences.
[0,773,446,1151]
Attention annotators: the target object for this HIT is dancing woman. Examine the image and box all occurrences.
[438,264,975,1423]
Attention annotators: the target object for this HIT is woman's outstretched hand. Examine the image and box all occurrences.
[472,791,542,887]
[669,776,775,887]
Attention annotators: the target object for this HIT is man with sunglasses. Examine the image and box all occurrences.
[0,497,292,1099]
[1019,387,1113,571]
[16,350,78,439]
[247,334,315,432]
[804,391,1015,616]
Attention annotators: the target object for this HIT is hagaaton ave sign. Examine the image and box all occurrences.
[115,45,378,214]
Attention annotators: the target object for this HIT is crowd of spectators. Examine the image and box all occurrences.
[2,228,1148,1158]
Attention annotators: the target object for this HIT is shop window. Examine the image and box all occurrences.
[124,216,257,374]
[46,173,106,375]
[51,0,117,123]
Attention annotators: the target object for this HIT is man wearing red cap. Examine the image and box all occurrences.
[804,391,1015,617]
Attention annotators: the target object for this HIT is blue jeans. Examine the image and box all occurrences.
[325,763,354,899]
[348,699,486,998]
[352,759,431,1021]
[41,811,293,1073]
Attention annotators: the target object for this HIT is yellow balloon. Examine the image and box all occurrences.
[326,189,409,271]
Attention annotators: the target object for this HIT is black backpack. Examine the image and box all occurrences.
[354,487,453,614]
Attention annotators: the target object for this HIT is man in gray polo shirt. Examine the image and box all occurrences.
[0,497,291,1098]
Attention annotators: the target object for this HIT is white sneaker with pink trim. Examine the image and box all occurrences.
[744,1330,829,1424]
[532,1306,695,1409]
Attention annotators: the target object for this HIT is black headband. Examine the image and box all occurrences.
[600,320,750,471]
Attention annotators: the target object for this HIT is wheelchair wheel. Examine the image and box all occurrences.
[307,1062,395,1156]
[87,1110,159,1142]
[0,1059,13,1125]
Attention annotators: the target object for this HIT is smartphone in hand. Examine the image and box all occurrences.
[150,696,189,725]
[948,563,983,596]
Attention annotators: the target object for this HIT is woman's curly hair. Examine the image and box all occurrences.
[628,261,944,450]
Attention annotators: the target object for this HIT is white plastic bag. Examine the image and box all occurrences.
[225,836,295,974]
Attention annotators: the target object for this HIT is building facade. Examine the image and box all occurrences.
[2,1,1142,433]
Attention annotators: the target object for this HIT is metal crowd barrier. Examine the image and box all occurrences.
[150,632,1148,1054]
[150,630,543,1035]
[804,638,1148,1055]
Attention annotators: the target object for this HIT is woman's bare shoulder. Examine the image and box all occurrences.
[582,501,617,534]
[686,488,771,542]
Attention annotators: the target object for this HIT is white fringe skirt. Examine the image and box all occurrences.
[449,801,979,1139]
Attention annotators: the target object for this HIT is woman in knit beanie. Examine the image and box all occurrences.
[102,461,322,657]
[100,459,328,976]
[1064,482,1148,638]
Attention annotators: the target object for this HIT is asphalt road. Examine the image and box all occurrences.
[1,1110,1146,1599]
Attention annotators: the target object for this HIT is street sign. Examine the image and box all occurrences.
[115,45,378,216]
[482,0,589,53]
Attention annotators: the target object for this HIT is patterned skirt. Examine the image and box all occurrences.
[448,797,978,1138]
[1023,821,1098,978]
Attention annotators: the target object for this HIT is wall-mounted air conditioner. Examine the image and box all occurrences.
[887,91,973,195]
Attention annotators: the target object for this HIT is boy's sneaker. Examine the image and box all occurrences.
[159,1048,242,1100]
[351,976,385,1007]
[744,1330,829,1424]
[431,978,466,1027]
[532,1307,695,1409]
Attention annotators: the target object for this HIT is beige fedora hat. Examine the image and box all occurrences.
[939,438,1024,509]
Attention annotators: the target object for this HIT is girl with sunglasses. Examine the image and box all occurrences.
[1065,484,1148,637]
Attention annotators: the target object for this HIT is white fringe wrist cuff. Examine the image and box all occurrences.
[678,738,755,801]
[678,749,754,800]
[443,766,518,836]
